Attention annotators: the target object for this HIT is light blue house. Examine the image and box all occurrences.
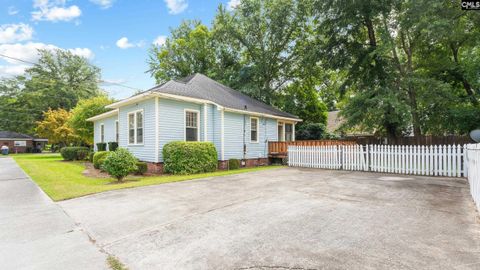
[88,74,301,173]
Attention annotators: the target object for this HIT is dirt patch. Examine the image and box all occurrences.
[82,162,111,178]
[83,162,144,182]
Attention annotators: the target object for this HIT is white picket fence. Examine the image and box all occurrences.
[288,144,468,177]
[465,144,480,210]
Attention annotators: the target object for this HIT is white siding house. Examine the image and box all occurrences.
[88,74,301,171]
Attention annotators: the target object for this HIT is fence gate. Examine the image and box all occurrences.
[288,144,467,177]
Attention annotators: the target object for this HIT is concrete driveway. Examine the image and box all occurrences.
[0,157,107,270]
[60,167,480,270]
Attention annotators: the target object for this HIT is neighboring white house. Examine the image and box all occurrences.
[87,73,301,173]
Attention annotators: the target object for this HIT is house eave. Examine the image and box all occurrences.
[105,92,156,109]
[86,109,119,122]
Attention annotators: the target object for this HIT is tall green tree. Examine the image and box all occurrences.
[69,96,113,145]
[0,49,103,134]
[214,0,313,105]
[148,21,217,83]
[314,0,480,137]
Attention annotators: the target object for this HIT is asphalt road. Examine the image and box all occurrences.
[60,167,480,270]
[0,157,107,270]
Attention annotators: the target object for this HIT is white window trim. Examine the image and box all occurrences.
[250,116,259,143]
[115,120,119,143]
[127,109,144,146]
[184,109,200,142]
[277,121,284,142]
[100,123,105,143]
[278,120,295,142]
[284,122,294,142]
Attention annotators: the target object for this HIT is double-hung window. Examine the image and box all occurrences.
[250,117,259,143]
[277,122,284,141]
[285,123,293,141]
[100,124,105,143]
[185,110,199,141]
[128,110,143,145]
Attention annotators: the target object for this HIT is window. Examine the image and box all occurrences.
[277,122,284,141]
[128,110,143,144]
[115,121,119,142]
[128,113,135,144]
[136,111,143,144]
[285,123,293,141]
[185,110,199,141]
[250,117,259,143]
[100,124,105,143]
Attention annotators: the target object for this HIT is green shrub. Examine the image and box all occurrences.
[108,142,119,151]
[93,151,109,169]
[88,151,95,162]
[163,141,217,175]
[134,161,148,175]
[77,149,89,160]
[228,159,241,170]
[102,148,138,182]
[60,147,90,161]
[96,142,107,151]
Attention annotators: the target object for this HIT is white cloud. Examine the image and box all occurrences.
[0,65,29,77]
[67,47,94,59]
[8,6,19,15]
[0,24,34,44]
[116,37,134,49]
[32,0,81,22]
[90,0,115,9]
[116,37,144,49]
[0,42,94,78]
[164,0,188,14]
[153,35,167,46]
[227,0,241,10]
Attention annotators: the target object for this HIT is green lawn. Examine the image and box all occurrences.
[13,153,282,201]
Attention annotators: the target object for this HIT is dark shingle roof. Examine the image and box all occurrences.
[0,131,33,139]
[148,73,299,119]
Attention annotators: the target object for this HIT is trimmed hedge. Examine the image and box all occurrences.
[60,147,90,161]
[134,161,148,175]
[108,142,119,151]
[96,142,107,151]
[93,151,110,169]
[163,141,217,175]
[77,149,89,161]
[228,159,240,170]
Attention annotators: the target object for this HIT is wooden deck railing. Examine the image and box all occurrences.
[268,140,356,157]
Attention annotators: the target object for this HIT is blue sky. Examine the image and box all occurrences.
[0,0,238,99]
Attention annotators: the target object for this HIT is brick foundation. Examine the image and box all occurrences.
[244,158,269,167]
[146,158,270,174]
[218,160,228,170]
[146,162,163,174]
